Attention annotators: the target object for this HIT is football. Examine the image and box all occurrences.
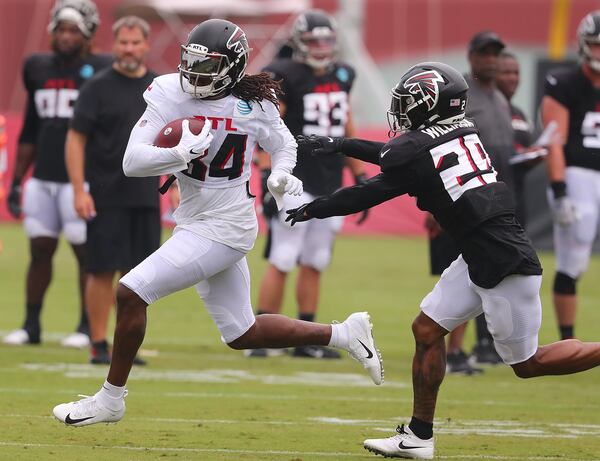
[153,117,206,148]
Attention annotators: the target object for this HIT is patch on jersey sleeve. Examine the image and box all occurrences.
[236,99,253,116]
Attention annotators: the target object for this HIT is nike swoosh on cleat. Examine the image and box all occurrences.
[399,441,427,450]
[65,413,94,425]
[357,339,374,359]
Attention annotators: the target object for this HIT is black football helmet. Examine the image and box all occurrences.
[291,10,337,70]
[387,62,469,134]
[179,19,252,99]
[578,10,600,72]
[47,0,100,38]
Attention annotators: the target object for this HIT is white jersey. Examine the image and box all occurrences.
[123,73,297,252]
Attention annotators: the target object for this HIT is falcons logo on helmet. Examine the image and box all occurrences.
[403,70,444,111]
[226,27,248,54]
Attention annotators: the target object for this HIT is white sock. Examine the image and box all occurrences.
[96,380,126,410]
[328,322,349,349]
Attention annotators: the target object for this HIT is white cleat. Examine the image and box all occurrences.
[3,329,33,345]
[61,332,90,349]
[53,392,126,427]
[364,424,434,459]
[343,312,384,385]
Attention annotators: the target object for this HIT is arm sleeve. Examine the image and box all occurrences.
[70,79,99,134]
[18,58,39,144]
[340,137,386,165]
[257,100,297,174]
[306,170,409,218]
[122,81,191,177]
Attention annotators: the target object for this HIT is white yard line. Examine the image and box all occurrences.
[0,441,593,460]
[3,413,600,439]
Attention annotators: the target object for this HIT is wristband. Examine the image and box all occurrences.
[550,181,567,199]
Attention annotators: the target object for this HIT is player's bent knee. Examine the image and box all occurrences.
[511,359,537,379]
[553,272,577,295]
[226,324,257,350]
[412,314,445,345]
[116,283,145,309]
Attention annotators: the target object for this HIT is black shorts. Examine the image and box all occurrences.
[86,207,161,273]
[429,231,460,276]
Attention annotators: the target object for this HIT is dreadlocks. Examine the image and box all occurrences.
[231,72,283,107]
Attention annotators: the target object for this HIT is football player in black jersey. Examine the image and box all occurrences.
[4,0,112,347]
[249,9,368,359]
[542,10,600,342]
[291,61,600,459]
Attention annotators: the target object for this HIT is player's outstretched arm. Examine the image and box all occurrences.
[296,135,385,165]
[286,172,405,225]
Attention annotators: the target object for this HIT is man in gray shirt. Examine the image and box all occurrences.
[466,31,515,364]
[465,31,515,191]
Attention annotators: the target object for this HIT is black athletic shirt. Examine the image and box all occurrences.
[70,67,159,208]
[545,65,600,171]
[303,120,542,288]
[19,53,113,182]
[263,58,356,195]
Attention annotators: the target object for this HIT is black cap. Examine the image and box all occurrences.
[468,31,505,53]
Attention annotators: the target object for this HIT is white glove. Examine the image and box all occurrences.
[267,171,303,210]
[176,119,213,162]
[553,196,580,226]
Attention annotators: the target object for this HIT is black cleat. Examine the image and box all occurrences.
[446,349,483,375]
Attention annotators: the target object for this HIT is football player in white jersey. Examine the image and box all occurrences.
[52,19,383,428]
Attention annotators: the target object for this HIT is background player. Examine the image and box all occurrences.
[291,61,600,459]
[250,10,368,359]
[4,0,111,348]
[542,10,600,341]
[53,19,383,427]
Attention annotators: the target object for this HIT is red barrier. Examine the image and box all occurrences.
[0,113,425,236]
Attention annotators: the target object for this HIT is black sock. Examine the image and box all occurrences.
[92,340,109,352]
[409,416,433,440]
[23,303,42,341]
[559,325,574,340]
[77,306,89,335]
[299,313,315,322]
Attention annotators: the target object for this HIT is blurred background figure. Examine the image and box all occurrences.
[4,0,111,347]
[464,30,514,366]
[496,50,546,228]
[249,9,369,359]
[65,15,159,365]
[542,10,600,342]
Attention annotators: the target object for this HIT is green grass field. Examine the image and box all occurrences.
[2,222,600,461]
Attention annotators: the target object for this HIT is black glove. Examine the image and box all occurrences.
[296,134,343,157]
[354,173,369,225]
[260,169,279,220]
[7,179,22,218]
[285,203,312,226]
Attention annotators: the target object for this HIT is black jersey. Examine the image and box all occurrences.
[263,58,355,195]
[18,53,113,182]
[305,120,542,288]
[545,65,600,171]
